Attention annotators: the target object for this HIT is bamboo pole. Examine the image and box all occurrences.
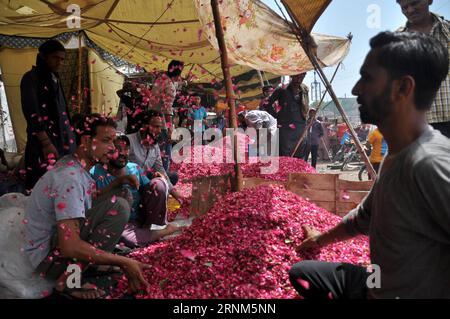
[77,33,83,114]
[279,0,376,179]
[211,0,243,191]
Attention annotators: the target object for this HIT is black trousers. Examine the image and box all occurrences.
[304,144,319,168]
[289,261,368,299]
[431,121,450,139]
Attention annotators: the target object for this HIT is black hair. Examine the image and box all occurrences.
[370,31,448,110]
[167,60,184,78]
[74,113,117,145]
[38,40,66,56]
[135,110,164,127]
[116,135,130,147]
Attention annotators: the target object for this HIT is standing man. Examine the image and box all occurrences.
[304,109,324,169]
[366,127,387,174]
[289,32,450,299]
[397,0,450,137]
[188,93,208,143]
[20,40,76,191]
[259,85,275,112]
[24,114,150,299]
[150,60,185,172]
[265,74,309,157]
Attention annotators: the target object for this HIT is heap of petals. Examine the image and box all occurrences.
[111,185,369,299]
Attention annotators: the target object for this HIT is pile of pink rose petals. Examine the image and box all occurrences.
[174,154,315,181]
[111,185,369,299]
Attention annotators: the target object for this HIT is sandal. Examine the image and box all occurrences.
[54,284,106,300]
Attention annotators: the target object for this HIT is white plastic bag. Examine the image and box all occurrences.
[0,193,55,298]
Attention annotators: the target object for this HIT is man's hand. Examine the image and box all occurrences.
[118,175,139,189]
[295,225,322,253]
[42,144,59,161]
[121,259,151,293]
[153,172,167,181]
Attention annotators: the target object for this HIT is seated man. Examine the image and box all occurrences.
[289,32,450,299]
[91,135,180,248]
[23,114,150,299]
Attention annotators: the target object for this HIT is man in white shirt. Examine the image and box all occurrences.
[238,110,278,157]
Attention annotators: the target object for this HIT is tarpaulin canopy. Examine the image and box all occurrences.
[196,0,348,75]
[0,0,347,81]
[281,0,332,33]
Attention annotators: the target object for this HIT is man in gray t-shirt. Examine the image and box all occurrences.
[23,114,150,299]
[289,32,450,299]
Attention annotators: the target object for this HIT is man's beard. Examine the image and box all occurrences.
[109,155,127,169]
[359,86,393,126]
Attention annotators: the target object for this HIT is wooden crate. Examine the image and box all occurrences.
[286,173,374,216]
[190,174,231,217]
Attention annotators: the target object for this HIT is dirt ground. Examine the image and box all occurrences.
[315,160,363,181]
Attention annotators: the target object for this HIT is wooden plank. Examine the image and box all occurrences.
[288,173,338,191]
[242,178,285,189]
[287,187,336,202]
[312,201,336,213]
[190,174,230,217]
[337,202,360,216]
[339,190,369,204]
[338,179,374,191]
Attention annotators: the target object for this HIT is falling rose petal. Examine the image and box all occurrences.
[296,279,310,290]
[341,192,350,200]
[180,249,196,261]
[22,219,29,224]
[289,124,296,130]
[57,202,66,211]
[328,292,334,299]
[108,210,118,216]
[111,195,117,203]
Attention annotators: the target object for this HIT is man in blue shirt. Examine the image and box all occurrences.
[91,135,180,248]
[188,93,208,142]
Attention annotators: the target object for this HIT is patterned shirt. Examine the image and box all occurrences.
[398,13,450,124]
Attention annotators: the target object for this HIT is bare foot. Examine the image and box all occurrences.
[150,224,183,241]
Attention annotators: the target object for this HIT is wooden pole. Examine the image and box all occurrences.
[77,33,83,114]
[211,0,243,191]
[279,0,376,180]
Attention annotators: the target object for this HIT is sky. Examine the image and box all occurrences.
[261,0,450,102]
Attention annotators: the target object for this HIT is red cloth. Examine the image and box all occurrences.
[337,123,347,140]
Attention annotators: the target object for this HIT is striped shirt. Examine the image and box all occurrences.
[398,13,450,124]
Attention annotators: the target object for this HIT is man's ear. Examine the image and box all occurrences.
[395,75,415,103]
[79,135,91,148]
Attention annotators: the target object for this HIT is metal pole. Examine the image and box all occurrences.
[211,0,243,191]
[290,62,340,157]
[256,70,265,88]
[279,0,376,180]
